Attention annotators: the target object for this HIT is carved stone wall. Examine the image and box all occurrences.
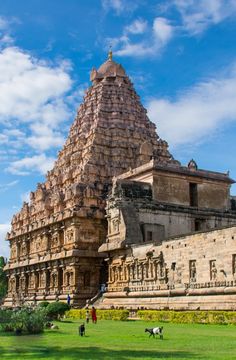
[101,226,236,310]
[98,177,236,310]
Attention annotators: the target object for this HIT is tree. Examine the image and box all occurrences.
[0,256,7,300]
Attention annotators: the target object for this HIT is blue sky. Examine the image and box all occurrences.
[1,0,236,257]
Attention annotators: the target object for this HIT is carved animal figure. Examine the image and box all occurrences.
[145,326,163,339]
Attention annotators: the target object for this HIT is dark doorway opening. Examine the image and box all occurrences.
[99,259,108,292]
[189,183,198,207]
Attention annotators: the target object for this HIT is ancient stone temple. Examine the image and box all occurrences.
[4,52,236,310]
[99,163,236,310]
[4,52,177,307]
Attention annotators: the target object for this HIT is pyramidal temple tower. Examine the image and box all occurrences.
[4,53,178,307]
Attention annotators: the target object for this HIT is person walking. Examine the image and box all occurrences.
[91,306,97,324]
[86,310,90,324]
[67,294,71,307]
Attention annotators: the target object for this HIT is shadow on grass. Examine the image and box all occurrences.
[60,320,73,323]
[0,346,200,359]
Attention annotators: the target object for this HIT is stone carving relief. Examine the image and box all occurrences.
[210,260,217,280]
[233,254,236,276]
[35,237,42,252]
[21,241,28,257]
[29,273,35,288]
[9,276,16,293]
[139,141,153,163]
[51,272,58,288]
[40,272,46,288]
[112,218,120,233]
[19,275,26,292]
[10,244,17,259]
[109,251,168,289]
[189,260,196,282]
[65,228,74,243]
[51,232,60,248]
[80,229,95,242]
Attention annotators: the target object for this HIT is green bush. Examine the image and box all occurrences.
[66,309,86,320]
[0,309,14,332]
[46,302,70,320]
[38,301,50,308]
[137,310,236,325]
[11,309,28,334]
[24,308,47,334]
[1,307,47,335]
[65,309,129,321]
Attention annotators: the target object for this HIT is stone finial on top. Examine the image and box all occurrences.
[108,47,113,61]
[188,159,198,170]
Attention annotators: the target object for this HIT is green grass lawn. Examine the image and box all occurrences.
[0,320,236,360]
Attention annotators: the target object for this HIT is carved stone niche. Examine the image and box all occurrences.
[21,240,28,257]
[80,229,95,242]
[35,236,42,253]
[139,141,153,164]
[40,232,49,251]
[210,260,217,281]
[64,228,75,244]
[111,217,120,234]
[64,267,74,287]
[9,275,16,293]
[10,242,17,260]
[51,231,61,249]
[189,260,197,283]
[39,271,46,288]
[28,272,35,289]
[50,271,58,289]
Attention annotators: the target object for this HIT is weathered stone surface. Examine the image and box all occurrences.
[101,225,236,310]
[99,173,236,310]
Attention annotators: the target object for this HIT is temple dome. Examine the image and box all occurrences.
[97,59,126,77]
[90,52,126,82]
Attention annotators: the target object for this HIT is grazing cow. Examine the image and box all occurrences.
[79,323,85,336]
[145,326,163,339]
[51,324,59,330]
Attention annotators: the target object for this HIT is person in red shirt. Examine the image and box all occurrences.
[91,306,97,324]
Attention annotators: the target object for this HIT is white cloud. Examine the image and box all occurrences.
[6,154,55,175]
[102,0,124,13]
[0,223,10,258]
[0,43,76,166]
[0,134,8,144]
[153,17,173,45]
[147,63,236,148]
[173,0,236,35]
[115,41,152,57]
[0,16,79,176]
[112,17,173,57]
[0,180,19,192]
[0,16,9,30]
[125,19,147,34]
[0,16,15,46]
[27,133,65,151]
[0,47,72,124]
[3,129,24,137]
[102,0,138,14]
